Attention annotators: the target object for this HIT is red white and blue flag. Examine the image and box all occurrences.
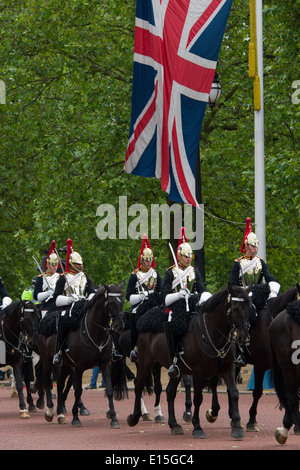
[124,0,232,207]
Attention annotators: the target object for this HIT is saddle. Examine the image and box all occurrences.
[38,299,87,337]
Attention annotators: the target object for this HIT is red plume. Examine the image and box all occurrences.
[65,239,74,272]
[176,227,188,260]
[240,218,252,253]
[44,240,56,269]
[137,234,155,269]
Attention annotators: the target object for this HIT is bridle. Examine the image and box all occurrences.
[81,288,124,353]
[196,293,250,360]
[0,301,37,360]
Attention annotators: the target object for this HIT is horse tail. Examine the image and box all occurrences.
[270,346,287,409]
[111,359,129,401]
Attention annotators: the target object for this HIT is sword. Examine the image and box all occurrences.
[54,248,71,295]
[168,242,189,312]
[126,252,144,294]
[32,256,51,290]
[232,242,247,289]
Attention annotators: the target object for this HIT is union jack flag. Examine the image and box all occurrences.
[124,0,233,207]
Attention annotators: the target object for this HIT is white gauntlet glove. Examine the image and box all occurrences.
[165,288,189,307]
[129,291,148,306]
[37,289,54,302]
[1,296,12,309]
[56,295,75,307]
[198,291,212,306]
[268,281,280,299]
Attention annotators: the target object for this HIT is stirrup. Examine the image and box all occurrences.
[53,352,62,365]
[234,354,247,367]
[168,358,180,378]
[112,349,123,362]
[130,348,138,363]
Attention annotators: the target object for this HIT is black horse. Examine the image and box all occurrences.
[0,300,41,417]
[127,283,251,439]
[37,283,127,427]
[269,299,300,444]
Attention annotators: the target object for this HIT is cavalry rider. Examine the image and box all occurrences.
[52,239,95,365]
[34,241,60,314]
[162,227,211,378]
[230,217,280,365]
[0,276,12,309]
[126,234,162,363]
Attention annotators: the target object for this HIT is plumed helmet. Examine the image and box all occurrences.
[69,251,83,265]
[44,240,59,269]
[246,232,259,247]
[65,239,83,272]
[137,234,155,269]
[176,227,193,260]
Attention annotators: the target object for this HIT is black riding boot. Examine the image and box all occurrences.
[130,316,139,363]
[234,346,247,367]
[164,322,180,379]
[53,313,63,366]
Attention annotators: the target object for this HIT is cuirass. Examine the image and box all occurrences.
[65,272,87,296]
[172,266,196,292]
[136,269,157,291]
[239,257,263,285]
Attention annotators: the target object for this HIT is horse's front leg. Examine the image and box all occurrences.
[71,370,84,427]
[56,366,70,424]
[166,376,183,435]
[102,362,120,429]
[127,362,153,428]
[152,363,165,423]
[223,365,244,439]
[247,365,265,432]
[13,362,29,418]
[182,374,193,423]
[206,375,221,424]
[23,364,36,414]
[192,378,206,439]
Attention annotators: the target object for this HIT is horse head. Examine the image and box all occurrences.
[20,300,41,351]
[102,282,125,334]
[227,283,251,347]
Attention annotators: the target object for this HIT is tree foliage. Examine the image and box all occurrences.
[0,0,299,298]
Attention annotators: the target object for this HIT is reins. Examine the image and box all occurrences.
[195,293,248,360]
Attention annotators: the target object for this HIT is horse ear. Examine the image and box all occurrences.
[120,280,125,290]
[227,282,233,294]
[246,282,254,295]
[103,283,109,291]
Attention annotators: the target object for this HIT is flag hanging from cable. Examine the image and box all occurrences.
[124,0,233,207]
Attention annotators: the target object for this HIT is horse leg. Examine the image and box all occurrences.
[275,380,300,444]
[166,376,183,435]
[141,397,153,421]
[71,370,84,427]
[247,365,265,432]
[206,375,221,424]
[34,360,45,410]
[102,363,120,429]
[56,366,70,424]
[13,363,30,418]
[192,379,206,439]
[152,363,165,423]
[223,366,244,439]
[43,359,55,423]
[22,360,37,413]
[182,374,192,423]
[127,362,153,427]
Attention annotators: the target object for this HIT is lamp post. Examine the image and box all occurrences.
[193,71,222,282]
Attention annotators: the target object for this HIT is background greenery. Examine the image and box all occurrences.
[0,0,299,301]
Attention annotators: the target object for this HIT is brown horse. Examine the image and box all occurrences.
[0,300,41,417]
[127,283,251,439]
[269,299,300,444]
[37,283,126,428]
[208,284,300,432]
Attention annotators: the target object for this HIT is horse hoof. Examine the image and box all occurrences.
[28,405,37,413]
[20,410,30,419]
[111,420,120,429]
[275,427,288,444]
[206,409,218,424]
[45,412,54,423]
[36,400,45,410]
[80,407,90,416]
[171,425,184,435]
[246,422,260,432]
[127,414,138,427]
[142,412,153,421]
[193,428,206,439]
[155,415,166,424]
[183,411,192,423]
[231,427,244,440]
[72,418,82,427]
[58,415,67,424]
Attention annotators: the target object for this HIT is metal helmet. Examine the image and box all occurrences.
[137,234,155,269]
[47,252,59,267]
[69,251,83,271]
[177,242,193,259]
[245,232,259,247]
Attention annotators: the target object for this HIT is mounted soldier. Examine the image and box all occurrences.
[126,234,162,362]
[230,217,280,366]
[34,241,61,316]
[51,239,95,365]
[162,227,212,378]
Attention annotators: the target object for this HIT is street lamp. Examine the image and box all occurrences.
[208,72,222,109]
